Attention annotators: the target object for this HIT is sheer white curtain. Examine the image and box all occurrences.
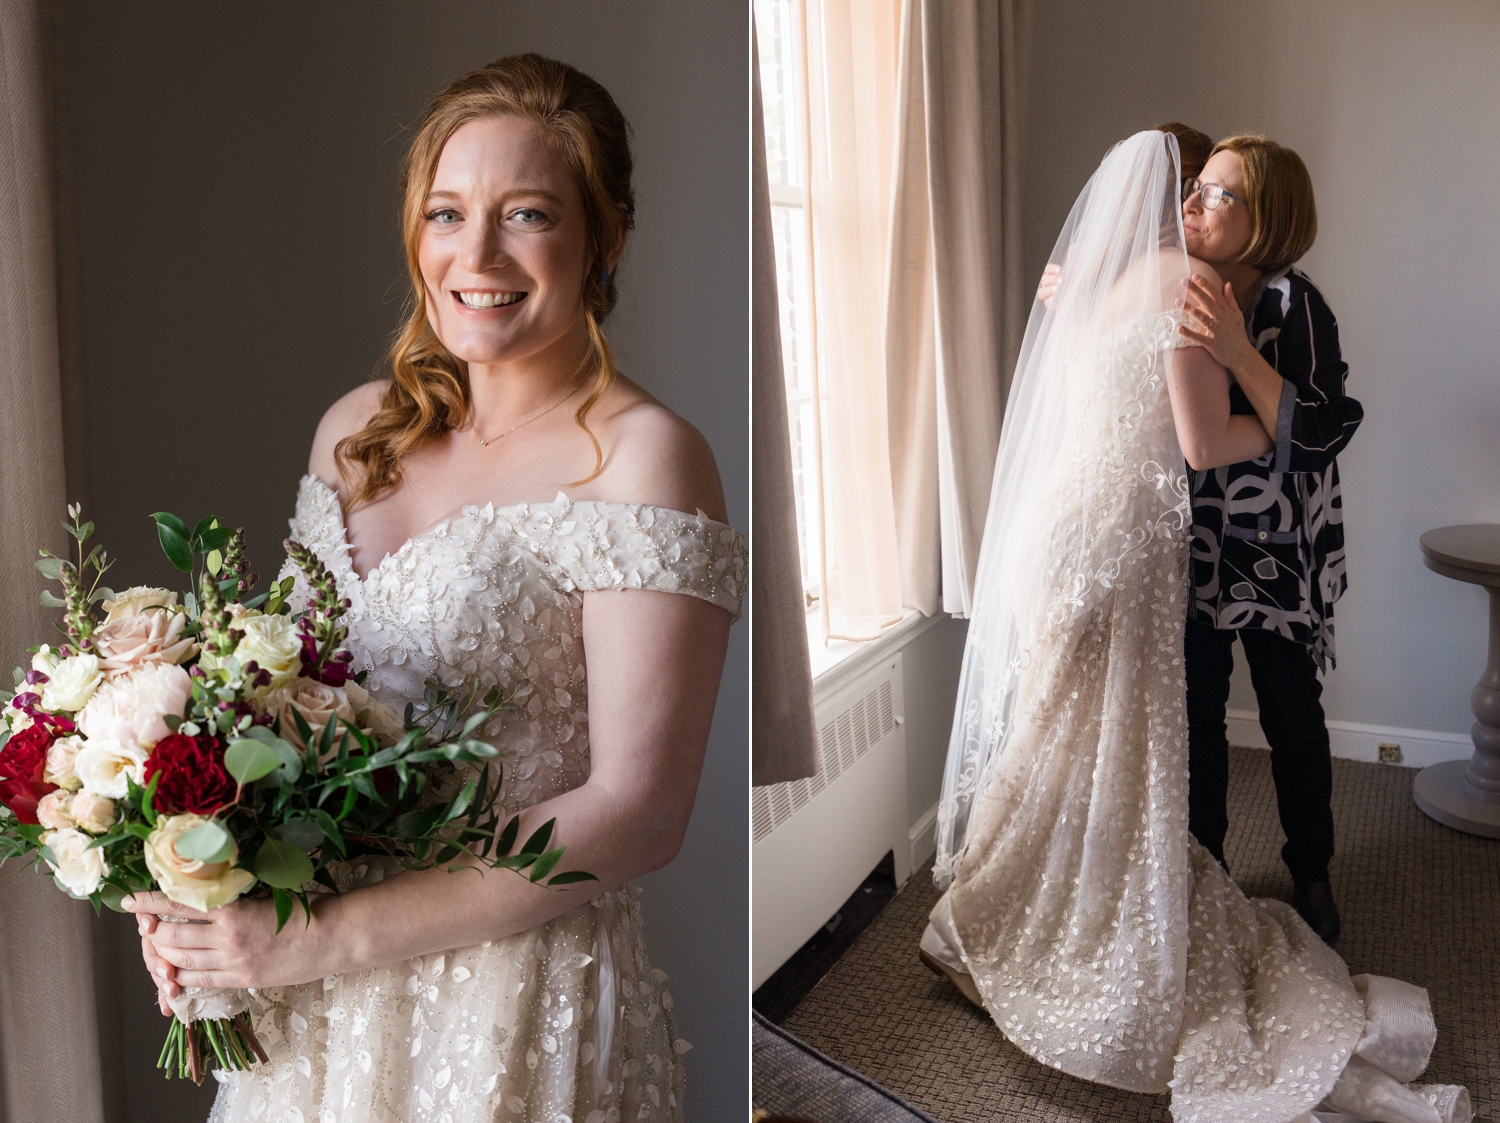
[753,30,819,785]
[802,0,905,641]
[0,3,105,1122]
[886,0,1032,618]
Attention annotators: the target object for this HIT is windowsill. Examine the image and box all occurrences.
[807,607,945,704]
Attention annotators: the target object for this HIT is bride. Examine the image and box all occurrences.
[917,131,1467,1123]
[123,54,743,1123]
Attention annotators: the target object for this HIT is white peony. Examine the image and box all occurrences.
[44,827,109,897]
[73,739,151,799]
[77,662,192,749]
[232,613,302,697]
[43,735,85,790]
[71,792,117,834]
[100,586,178,623]
[36,790,77,831]
[344,680,405,746]
[144,814,256,912]
[40,653,104,713]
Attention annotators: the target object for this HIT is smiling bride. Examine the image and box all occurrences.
[123,54,744,1123]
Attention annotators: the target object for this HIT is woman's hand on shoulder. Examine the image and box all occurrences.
[307,380,388,499]
[594,397,728,522]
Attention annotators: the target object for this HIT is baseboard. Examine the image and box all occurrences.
[908,801,939,873]
[1226,709,1472,768]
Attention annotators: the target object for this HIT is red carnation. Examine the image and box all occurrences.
[145,733,238,816]
[0,724,59,825]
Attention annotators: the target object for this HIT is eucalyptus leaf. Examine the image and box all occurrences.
[34,556,65,580]
[175,820,233,864]
[39,590,66,608]
[255,838,314,889]
[274,817,324,853]
[224,739,280,784]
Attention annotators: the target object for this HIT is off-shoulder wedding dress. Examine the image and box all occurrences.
[920,132,1470,1123]
[207,475,744,1123]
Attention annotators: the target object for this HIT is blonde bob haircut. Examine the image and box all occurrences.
[1209,134,1317,272]
[337,53,635,508]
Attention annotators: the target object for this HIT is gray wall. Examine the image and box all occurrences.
[1026,0,1500,736]
[63,3,747,1120]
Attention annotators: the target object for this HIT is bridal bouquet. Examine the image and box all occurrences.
[0,507,594,1083]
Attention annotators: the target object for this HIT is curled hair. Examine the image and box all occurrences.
[337,53,635,507]
[1209,133,1317,272]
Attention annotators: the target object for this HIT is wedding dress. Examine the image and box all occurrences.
[206,474,744,1123]
[921,132,1469,1123]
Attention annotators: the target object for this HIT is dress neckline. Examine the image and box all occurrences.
[300,474,734,585]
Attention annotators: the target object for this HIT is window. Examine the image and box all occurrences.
[755,0,832,608]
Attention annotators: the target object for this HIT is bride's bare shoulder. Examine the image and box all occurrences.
[308,380,388,492]
[1187,256,1225,289]
[588,377,728,523]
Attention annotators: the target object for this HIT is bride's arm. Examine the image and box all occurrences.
[1165,345,1273,470]
[129,407,733,996]
[1164,260,1272,470]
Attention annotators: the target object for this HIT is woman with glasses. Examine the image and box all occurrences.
[919,131,1465,1123]
[1175,136,1362,951]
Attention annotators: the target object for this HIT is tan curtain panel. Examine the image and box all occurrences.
[886,0,1031,617]
[803,0,905,641]
[752,29,818,786]
[0,3,105,1123]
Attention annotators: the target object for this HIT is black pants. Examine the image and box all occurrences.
[1185,618,1335,881]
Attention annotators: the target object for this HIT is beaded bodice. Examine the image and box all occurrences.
[281,475,745,815]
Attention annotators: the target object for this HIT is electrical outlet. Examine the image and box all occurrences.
[1378,742,1403,764]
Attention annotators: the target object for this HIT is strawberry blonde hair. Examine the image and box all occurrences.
[1209,133,1317,272]
[337,54,635,506]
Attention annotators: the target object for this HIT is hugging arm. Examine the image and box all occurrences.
[1165,343,1273,470]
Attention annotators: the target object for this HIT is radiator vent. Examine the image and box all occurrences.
[752,677,897,843]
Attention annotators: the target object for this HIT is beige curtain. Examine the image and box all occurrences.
[886,0,1031,617]
[752,29,818,786]
[0,3,103,1122]
[803,0,905,641]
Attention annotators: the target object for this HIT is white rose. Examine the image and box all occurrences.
[70,791,117,834]
[266,679,356,760]
[232,614,301,697]
[94,609,198,677]
[40,654,104,713]
[36,790,77,831]
[101,586,178,623]
[44,827,108,897]
[44,735,85,791]
[344,680,405,746]
[143,814,256,912]
[77,662,193,749]
[73,739,151,799]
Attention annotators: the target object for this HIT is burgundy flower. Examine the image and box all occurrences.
[0,724,59,825]
[145,732,238,816]
[297,630,353,686]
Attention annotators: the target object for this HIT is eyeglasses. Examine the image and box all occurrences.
[1182,177,1246,210]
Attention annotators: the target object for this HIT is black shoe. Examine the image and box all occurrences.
[1293,877,1341,946]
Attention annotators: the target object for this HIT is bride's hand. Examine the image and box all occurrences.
[125,891,339,992]
[1177,275,1255,371]
[1037,262,1061,308]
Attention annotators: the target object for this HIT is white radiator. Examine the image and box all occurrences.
[751,654,908,988]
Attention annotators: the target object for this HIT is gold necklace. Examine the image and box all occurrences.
[473,382,579,447]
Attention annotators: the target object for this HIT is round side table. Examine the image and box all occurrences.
[1415,524,1500,837]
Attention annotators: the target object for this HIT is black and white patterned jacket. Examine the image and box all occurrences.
[1188,266,1362,670]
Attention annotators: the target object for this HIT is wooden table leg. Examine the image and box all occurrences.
[1414,586,1500,836]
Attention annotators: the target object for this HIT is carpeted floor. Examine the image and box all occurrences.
[782,747,1500,1122]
